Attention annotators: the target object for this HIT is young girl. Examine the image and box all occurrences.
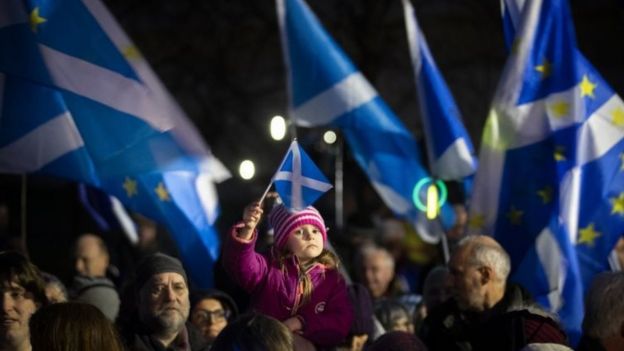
[223,201,354,348]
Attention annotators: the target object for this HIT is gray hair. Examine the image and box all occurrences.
[457,235,511,282]
[582,271,624,340]
[357,244,395,270]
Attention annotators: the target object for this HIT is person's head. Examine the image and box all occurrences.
[447,204,468,241]
[582,272,624,351]
[374,299,414,334]
[135,253,190,339]
[211,312,294,351]
[190,289,239,343]
[0,251,47,350]
[74,234,109,278]
[356,244,395,299]
[422,266,451,312]
[269,204,328,265]
[29,302,123,351]
[448,235,510,312]
[368,331,428,351]
[40,272,68,304]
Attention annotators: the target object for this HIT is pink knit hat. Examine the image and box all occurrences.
[268,204,327,250]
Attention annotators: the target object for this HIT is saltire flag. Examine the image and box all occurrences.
[276,0,455,243]
[271,140,332,211]
[469,0,624,342]
[401,0,477,183]
[0,0,230,288]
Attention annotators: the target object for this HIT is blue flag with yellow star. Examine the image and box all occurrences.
[276,0,455,243]
[0,0,230,287]
[470,0,624,342]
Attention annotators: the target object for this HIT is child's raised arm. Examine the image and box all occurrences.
[236,201,263,240]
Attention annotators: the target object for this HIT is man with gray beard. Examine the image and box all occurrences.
[118,253,210,351]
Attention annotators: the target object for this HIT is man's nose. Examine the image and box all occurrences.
[1,293,13,312]
[163,286,176,301]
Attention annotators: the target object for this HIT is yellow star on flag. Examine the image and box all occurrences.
[612,108,624,127]
[580,75,597,99]
[506,207,523,225]
[30,7,47,32]
[554,146,566,161]
[537,186,553,204]
[549,101,570,119]
[535,59,552,78]
[155,182,171,202]
[122,177,138,197]
[611,192,624,215]
[468,213,486,230]
[122,45,142,60]
[578,223,601,247]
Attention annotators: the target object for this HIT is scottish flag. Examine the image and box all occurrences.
[470,0,624,341]
[0,0,230,287]
[401,0,477,181]
[272,140,332,211]
[276,0,455,243]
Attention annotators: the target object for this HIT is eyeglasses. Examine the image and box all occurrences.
[192,308,229,324]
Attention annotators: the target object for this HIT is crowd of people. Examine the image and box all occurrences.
[1,196,624,351]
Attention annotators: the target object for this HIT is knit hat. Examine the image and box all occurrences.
[268,204,327,250]
[135,253,188,289]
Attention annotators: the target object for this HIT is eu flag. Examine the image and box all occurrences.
[0,0,230,288]
[276,0,455,243]
[470,0,624,342]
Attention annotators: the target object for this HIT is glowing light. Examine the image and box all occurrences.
[426,183,439,219]
[412,178,447,213]
[323,130,337,144]
[270,115,287,141]
[239,160,256,180]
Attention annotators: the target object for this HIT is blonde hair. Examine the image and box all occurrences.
[275,248,340,305]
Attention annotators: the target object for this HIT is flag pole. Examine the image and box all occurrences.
[20,174,29,258]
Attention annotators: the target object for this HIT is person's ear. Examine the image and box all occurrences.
[478,266,492,285]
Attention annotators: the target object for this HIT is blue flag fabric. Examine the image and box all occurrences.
[470,0,624,342]
[272,140,332,211]
[401,0,477,182]
[0,0,230,288]
[276,0,455,243]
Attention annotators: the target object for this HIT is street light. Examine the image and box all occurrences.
[239,160,255,180]
[323,130,337,144]
[270,115,287,141]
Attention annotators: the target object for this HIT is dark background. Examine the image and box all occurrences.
[2,0,624,280]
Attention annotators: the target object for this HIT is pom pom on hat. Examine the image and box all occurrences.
[268,204,327,250]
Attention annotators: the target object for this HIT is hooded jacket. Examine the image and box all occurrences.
[223,223,353,348]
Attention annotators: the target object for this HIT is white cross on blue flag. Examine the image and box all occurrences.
[272,140,332,211]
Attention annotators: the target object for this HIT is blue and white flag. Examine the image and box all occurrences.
[401,0,477,181]
[276,0,455,243]
[272,140,332,211]
[0,0,230,287]
[470,0,624,342]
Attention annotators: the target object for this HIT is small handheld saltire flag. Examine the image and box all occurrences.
[0,0,230,288]
[401,0,477,181]
[272,140,332,211]
[276,0,455,243]
[470,0,624,342]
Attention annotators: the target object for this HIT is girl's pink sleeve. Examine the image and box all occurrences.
[222,222,269,292]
